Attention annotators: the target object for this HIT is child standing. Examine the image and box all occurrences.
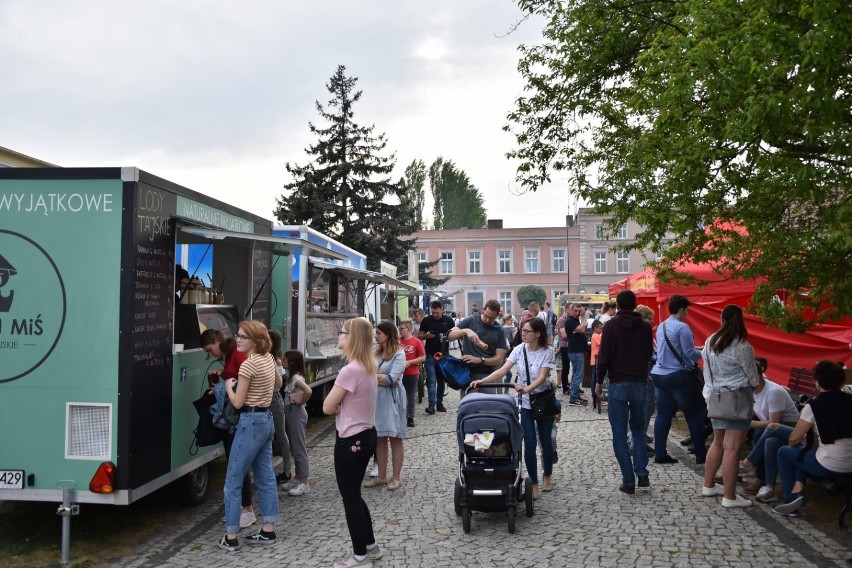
[280,350,313,496]
[590,321,604,411]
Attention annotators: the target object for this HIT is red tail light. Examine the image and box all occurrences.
[89,461,116,493]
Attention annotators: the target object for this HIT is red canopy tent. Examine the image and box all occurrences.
[609,264,852,386]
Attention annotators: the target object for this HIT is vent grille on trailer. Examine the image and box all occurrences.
[66,403,112,460]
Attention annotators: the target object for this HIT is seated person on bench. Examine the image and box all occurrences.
[773,361,852,516]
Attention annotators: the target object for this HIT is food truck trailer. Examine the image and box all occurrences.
[270,224,415,412]
[0,167,345,516]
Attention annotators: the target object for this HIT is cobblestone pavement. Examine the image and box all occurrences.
[118,381,851,568]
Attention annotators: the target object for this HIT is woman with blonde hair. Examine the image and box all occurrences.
[323,317,382,567]
[364,320,407,491]
[218,320,282,552]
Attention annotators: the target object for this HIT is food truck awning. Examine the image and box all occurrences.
[366,272,417,291]
[309,258,379,283]
[180,227,347,261]
[307,259,416,291]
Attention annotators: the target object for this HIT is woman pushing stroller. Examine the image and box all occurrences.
[470,317,556,499]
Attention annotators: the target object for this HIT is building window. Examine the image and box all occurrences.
[525,249,539,273]
[616,251,629,273]
[655,250,663,261]
[468,250,481,274]
[595,224,604,240]
[417,251,427,263]
[618,224,628,239]
[552,249,565,273]
[498,291,512,314]
[498,250,512,273]
[440,251,454,275]
[594,252,607,273]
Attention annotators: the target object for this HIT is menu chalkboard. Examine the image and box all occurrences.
[131,184,177,373]
[249,242,271,324]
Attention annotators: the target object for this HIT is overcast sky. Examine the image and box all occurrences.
[2,0,571,228]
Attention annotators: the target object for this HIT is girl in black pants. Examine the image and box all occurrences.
[323,317,382,568]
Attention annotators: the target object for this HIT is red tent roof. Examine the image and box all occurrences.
[609,265,852,385]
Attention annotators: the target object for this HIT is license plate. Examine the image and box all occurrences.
[0,470,24,489]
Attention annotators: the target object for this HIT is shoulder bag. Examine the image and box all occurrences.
[705,352,754,422]
[524,347,560,421]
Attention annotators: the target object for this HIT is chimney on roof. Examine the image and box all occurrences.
[487,219,503,229]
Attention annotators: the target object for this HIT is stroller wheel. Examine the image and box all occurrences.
[525,477,535,517]
[454,478,462,516]
[461,506,471,533]
[507,505,516,533]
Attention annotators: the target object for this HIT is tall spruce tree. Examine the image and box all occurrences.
[428,158,488,230]
[275,65,416,273]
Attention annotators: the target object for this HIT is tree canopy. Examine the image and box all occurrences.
[517,285,547,310]
[429,157,488,230]
[274,65,416,274]
[507,0,851,332]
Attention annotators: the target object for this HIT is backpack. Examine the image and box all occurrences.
[435,354,472,391]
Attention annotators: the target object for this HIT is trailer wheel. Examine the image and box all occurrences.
[175,463,210,506]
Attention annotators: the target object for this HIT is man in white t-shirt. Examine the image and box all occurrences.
[739,357,800,503]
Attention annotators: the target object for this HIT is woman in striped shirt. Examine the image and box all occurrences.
[218,320,283,552]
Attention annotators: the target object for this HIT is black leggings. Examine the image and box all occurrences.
[334,427,377,556]
[223,431,252,507]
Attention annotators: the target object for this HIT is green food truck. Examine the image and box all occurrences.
[0,167,344,515]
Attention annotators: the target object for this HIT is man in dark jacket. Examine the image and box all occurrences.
[595,290,654,494]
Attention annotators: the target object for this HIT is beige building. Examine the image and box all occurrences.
[0,146,57,168]
[408,210,661,315]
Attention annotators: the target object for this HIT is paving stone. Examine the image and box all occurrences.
[115,388,850,568]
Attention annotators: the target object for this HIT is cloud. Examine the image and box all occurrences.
[1,0,561,227]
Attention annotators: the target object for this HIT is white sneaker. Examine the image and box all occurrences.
[280,478,300,491]
[369,463,379,478]
[701,484,725,497]
[721,495,753,508]
[366,544,383,560]
[333,552,373,568]
[288,482,311,496]
[239,509,257,528]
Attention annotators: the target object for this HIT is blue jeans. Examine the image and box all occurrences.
[652,370,707,461]
[607,381,649,485]
[746,424,793,485]
[520,408,555,485]
[567,352,585,400]
[224,411,279,534]
[425,354,445,407]
[777,445,841,503]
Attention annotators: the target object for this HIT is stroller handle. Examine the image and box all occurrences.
[465,382,517,395]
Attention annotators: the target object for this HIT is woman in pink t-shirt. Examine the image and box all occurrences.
[323,317,380,567]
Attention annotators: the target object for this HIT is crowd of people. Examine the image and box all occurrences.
[202,291,850,566]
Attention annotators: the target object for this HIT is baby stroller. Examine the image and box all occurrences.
[454,384,534,533]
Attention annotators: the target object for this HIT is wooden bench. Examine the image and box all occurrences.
[787,367,817,409]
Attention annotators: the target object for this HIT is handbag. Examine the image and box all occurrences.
[192,392,227,448]
[524,347,560,421]
[705,353,753,422]
[661,323,705,395]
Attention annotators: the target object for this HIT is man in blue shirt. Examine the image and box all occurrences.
[650,295,706,464]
